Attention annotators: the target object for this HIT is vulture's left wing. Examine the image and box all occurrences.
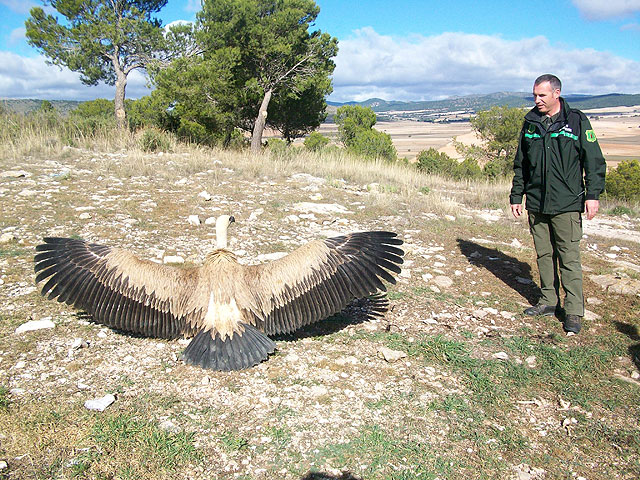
[244,231,404,335]
[34,237,199,339]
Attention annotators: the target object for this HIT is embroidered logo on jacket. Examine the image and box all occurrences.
[585,129,597,142]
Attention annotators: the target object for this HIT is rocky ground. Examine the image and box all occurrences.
[1,147,639,480]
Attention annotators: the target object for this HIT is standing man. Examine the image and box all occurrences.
[510,74,606,334]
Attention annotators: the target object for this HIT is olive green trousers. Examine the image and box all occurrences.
[528,211,584,316]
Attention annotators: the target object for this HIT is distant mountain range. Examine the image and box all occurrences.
[2,92,639,123]
[327,92,640,122]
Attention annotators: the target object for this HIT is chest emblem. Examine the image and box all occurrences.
[585,129,597,142]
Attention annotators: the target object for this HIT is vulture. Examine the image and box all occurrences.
[33,215,404,371]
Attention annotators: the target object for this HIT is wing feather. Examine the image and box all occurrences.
[34,237,200,339]
[244,231,404,335]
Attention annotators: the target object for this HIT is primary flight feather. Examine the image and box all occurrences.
[34,215,404,371]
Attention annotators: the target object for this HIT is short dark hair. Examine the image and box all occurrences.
[534,74,562,91]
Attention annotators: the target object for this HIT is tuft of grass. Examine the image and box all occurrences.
[0,385,9,411]
[219,430,249,452]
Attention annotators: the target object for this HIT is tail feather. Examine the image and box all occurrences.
[182,323,276,371]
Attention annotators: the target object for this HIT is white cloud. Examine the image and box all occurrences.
[330,28,640,102]
[571,0,640,20]
[0,51,151,101]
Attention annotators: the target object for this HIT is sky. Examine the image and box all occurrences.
[1,0,639,103]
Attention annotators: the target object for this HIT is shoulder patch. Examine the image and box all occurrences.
[527,123,536,134]
[585,129,597,142]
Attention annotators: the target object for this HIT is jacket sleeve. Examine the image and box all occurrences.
[509,126,526,205]
[579,115,606,200]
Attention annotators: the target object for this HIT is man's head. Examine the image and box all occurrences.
[533,74,562,116]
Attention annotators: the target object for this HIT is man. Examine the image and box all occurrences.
[510,74,606,334]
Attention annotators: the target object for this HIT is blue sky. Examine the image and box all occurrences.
[1,0,639,102]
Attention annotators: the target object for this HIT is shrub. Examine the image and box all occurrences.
[454,157,482,180]
[416,148,457,175]
[139,128,172,152]
[304,131,329,151]
[605,160,640,201]
[348,128,396,161]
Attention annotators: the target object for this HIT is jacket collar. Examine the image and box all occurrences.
[525,97,570,132]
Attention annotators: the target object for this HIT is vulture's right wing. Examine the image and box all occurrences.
[34,237,200,339]
[245,231,404,335]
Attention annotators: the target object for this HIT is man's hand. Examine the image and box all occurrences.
[585,199,599,220]
[511,204,523,218]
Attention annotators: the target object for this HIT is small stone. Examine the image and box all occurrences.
[0,232,16,244]
[631,371,640,380]
[510,238,523,248]
[525,355,537,368]
[0,460,8,471]
[204,217,217,225]
[433,275,453,289]
[71,338,89,349]
[187,215,200,226]
[78,212,91,220]
[15,318,55,334]
[586,297,603,305]
[201,376,211,385]
[377,346,407,363]
[492,352,509,360]
[84,394,116,412]
[248,208,264,222]
[198,190,212,201]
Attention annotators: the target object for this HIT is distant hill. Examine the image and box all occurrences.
[0,99,82,115]
[328,92,640,122]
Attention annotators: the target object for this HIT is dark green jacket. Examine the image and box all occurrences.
[510,98,606,214]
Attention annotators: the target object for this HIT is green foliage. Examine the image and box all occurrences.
[334,105,397,161]
[335,105,377,146]
[127,94,177,132]
[139,128,172,152]
[348,128,397,161]
[39,100,54,112]
[304,131,330,151]
[605,159,640,201]
[0,385,9,411]
[416,148,457,175]
[471,106,525,159]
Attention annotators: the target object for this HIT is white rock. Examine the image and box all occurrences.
[309,385,328,396]
[377,347,407,363]
[84,394,116,412]
[444,215,456,221]
[525,355,537,368]
[199,190,212,201]
[586,297,603,305]
[422,273,433,282]
[0,232,16,244]
[248,208,264,222]
[433,276,453,289]
[15,318,55,334]
[204,217,217,225]
[492,352,509,360]
[187,215,200,226]
[78,212,91,220]
[284,214,301,223]
[510,238,523,248]
[473,309,489,318]
[71,338,89,349]
[1,169,30,178]
[0,460,8,471]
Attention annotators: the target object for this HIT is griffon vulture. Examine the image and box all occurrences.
[34,215,404,371]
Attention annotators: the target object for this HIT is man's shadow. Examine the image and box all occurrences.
[457,238,539,305]
[614,321,640,371]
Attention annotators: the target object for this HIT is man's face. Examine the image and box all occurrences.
[533,81,561,115]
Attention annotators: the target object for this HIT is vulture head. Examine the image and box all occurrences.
[215,214,235,249]
[34,216,404,371]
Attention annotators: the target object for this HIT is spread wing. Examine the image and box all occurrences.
[34,237,200,339]
[244,231,404,335]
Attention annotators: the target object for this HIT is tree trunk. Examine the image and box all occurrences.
[114,69,128,130]
[250,89,273,152]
